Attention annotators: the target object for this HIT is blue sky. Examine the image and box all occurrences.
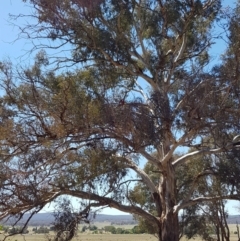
[0,0,240,216]
[0,1,30,62]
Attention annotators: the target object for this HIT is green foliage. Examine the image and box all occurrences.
[2,1,240,241]
[116,228,124,234]
[132,225,145,234]
[103,225,146,235]
[52,198,84,241]
[89,225,98,231]
[49,226,55,231]
[104,226,116,234]
[8,226,29,234]
[34,226,49,234]
[81,226,87,232]
[3,226,9,233]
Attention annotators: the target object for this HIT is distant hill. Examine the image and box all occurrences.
[1,213,240,226]
[1,213,136,226]
[227,215,240,224]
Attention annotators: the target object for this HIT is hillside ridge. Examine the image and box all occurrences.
[2,213,240,226]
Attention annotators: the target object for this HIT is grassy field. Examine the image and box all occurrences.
[0,224,239,241]
[0,233,158,241]
[0,232,239,241]
[1,233,240,241]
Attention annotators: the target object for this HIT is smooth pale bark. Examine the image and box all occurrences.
[158,161,179,241]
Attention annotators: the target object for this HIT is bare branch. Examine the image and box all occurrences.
[174,34,187,63]
[174,194,240,213]
[63,189,158,225]
[172,144,234,167]
[124,157,158,193]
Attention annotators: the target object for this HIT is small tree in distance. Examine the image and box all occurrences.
[1,1,240,241]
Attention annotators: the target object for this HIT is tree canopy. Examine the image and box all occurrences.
[1,1,240,241]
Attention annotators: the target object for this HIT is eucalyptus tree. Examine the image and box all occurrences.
[1,1,240,241]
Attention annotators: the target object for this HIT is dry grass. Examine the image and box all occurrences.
[180,224,240,241]
[0,233,158,241]
[0,232,239,241]
[1,224,239,241]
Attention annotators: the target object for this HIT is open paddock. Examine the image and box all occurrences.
[0,233,158,241]
[0,224,240,241]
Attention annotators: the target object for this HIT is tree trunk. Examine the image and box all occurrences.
[220,201,230,241]
[216,225,220,241]
[153,90,178,241]
[161,211,179,241]
[158,160,179,241]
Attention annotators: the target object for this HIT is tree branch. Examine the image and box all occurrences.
[179,170,215,206]
[124,157,158,193]
[63,189,158,225]
[174,194,240,213]
[174,34,187,63]
[161,129,195,165]
[172,144,234,167]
